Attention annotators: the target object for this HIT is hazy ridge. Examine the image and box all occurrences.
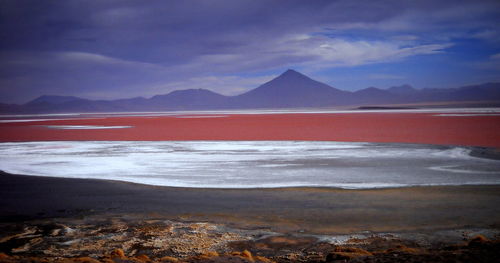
[2,69,500,113]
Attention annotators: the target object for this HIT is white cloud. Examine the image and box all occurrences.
[1,51,166,72]
[58,52,130,63]
[274,35,451,68]
[391,35,419,41]
[183,34,452,73]
[472,30,499,40]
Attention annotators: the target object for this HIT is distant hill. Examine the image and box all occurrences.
[387,84,417,95]
[352,87,397,105]
[2,70,500,113]
[150,89,229,110]
[25,95,88,105]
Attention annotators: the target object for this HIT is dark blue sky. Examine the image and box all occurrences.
[1,0,500,103]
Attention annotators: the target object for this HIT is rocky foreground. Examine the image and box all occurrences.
[0,215,499,263]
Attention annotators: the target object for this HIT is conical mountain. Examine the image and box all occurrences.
[231,69,350,108]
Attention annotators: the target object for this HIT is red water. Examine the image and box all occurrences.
[1,113,500,147]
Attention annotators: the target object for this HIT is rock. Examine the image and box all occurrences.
[0,227,38,243]
[254,255,273,263]
[110,248,126,258]
[160,256,179,262]
[468,235,489,247]
[50,229,61,236]
[267,236,299,245]
[325,252,352,261]
[325,247,372,262]
[333,247,371,255]
[11,243,31,253]
[384,244,420,254]
[202,251,219,258]
[135,254,151,262]
[61,257,101,263]
[241,250,253,261]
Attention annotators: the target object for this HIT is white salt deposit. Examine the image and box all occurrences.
[43,125,132,130]
[0,141,499,189]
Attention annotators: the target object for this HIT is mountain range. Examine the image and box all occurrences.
[2,69,500,113]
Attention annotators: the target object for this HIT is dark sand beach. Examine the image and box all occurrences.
[1,171,500,234]
[1,171,499,262]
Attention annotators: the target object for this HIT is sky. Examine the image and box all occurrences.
[1,0,500,104]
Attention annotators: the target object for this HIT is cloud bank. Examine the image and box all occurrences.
[1,0,499,103]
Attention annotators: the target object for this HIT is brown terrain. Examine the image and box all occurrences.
[1,215,499,263]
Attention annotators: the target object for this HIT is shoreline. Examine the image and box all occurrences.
[1,171,499,234]
[1,171,500,262]
[3,170,500,191]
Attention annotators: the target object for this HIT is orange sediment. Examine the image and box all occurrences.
[1,113,499,147]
